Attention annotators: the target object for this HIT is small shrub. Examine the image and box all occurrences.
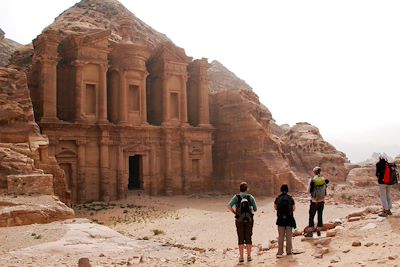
[152,229,164,235]
[143,236,149,240]
[190,236,197,240]
[34,234,42,239]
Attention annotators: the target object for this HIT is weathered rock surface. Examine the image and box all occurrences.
[0,29,21,67]
[280,122,349,182]
[209,76,305,195]
[0,195,74,227]
[208,60,253,93]
[0,67,40,142]
[0,67,69,204]
[346,165,376,186]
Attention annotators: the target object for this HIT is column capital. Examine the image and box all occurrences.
[75,139,87,146]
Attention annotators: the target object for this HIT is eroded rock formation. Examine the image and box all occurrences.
[280,122,349,183]
[0,195,74,227]
[0,67,70,204]
[209,61,348,194]
[0,29,21,67]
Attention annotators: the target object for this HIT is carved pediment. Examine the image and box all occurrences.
[56,149,77,158]
[123,142,150,153]
[150,41,192,65]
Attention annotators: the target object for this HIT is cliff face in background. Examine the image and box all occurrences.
[0,29,21,67]
[280,122,349,183]
[209,61,349,193]
[209,87,305,195]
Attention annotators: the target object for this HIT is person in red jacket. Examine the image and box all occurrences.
[376,153,393,217]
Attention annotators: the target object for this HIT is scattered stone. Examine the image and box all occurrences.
[342,249,351,253]
[348,216,361,222]
[99,253,105,257]
[364,242,374,247]
[352,241,362,247]
[313,237,332,246]
[335,226,344,230]
[361,223,376,231]
[389,255,398,260]
[326,229,336,237]
[313,253,323,259]
[78,258,91,267]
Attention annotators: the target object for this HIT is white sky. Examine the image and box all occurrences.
[1,0,399,162]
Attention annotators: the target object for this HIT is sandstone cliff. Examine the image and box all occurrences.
[209,61,349,193]
[0,67,69,203]
[0,29,21,67]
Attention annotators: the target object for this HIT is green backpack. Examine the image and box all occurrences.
[312,176,327,201]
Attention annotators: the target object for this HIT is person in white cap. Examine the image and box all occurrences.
[305,166,329,237]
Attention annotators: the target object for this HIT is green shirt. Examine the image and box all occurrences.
[228,192,257,213]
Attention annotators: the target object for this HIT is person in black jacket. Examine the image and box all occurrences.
[274,184,296,258]
[376,153,392,217]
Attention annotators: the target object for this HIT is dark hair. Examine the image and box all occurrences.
[240,182,248,192]
[280,184,289,193]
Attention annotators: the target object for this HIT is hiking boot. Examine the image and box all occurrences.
[247,256,252,261]
[239,256,244,263]
[276,254,284,258]
[387,210,392,215]
[378,211,388,217]
[305,231,313,238]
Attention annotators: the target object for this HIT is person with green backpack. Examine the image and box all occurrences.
[305,166,329,237]
[227,182,257,263]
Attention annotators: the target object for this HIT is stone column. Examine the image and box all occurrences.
[74,61,84,122]
[203,140,213,190]
[99,131,110,202]
[164,129,173,195]
[198,75,210,126]
[76,139,86,203]
[141,73,148,125]
[162,74,169,124]
[180,75,188,124]
[182,140,190,194]
[142,154,151,194]
[98,63,108,123]
[116,144,126,199]
[119,70,128,125]
[149,143,157,195]
[41,57,59,122]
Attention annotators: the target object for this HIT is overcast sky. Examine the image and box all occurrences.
[1,0,399,163]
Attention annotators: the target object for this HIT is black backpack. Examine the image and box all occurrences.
[277,194,292,219]
[389,163,399,185]
[235,195,253,223]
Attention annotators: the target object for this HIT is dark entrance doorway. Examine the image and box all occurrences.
[128,155,142,190]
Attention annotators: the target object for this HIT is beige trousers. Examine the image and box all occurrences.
[277,226,292,255]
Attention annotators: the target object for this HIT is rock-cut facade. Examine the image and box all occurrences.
[28,20,213,203]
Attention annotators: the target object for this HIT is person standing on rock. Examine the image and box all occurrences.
[274,184,296,258]
[228,182,257,263]
[306,166,329,237]
[376,153,393,217]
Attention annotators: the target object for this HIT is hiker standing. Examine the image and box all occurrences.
[274,184,296,258]
[376,153,393,217]
[306,166,329,237]
[228,182,257,263]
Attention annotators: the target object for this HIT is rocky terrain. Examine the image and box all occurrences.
[0,29,21,67]
[0,67,70,213]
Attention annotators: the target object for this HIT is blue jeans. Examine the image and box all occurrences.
[379,184,392,210]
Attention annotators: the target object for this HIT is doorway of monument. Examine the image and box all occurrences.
[128,155,142,190]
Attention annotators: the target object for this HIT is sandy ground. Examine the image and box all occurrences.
[1,188,400,266]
